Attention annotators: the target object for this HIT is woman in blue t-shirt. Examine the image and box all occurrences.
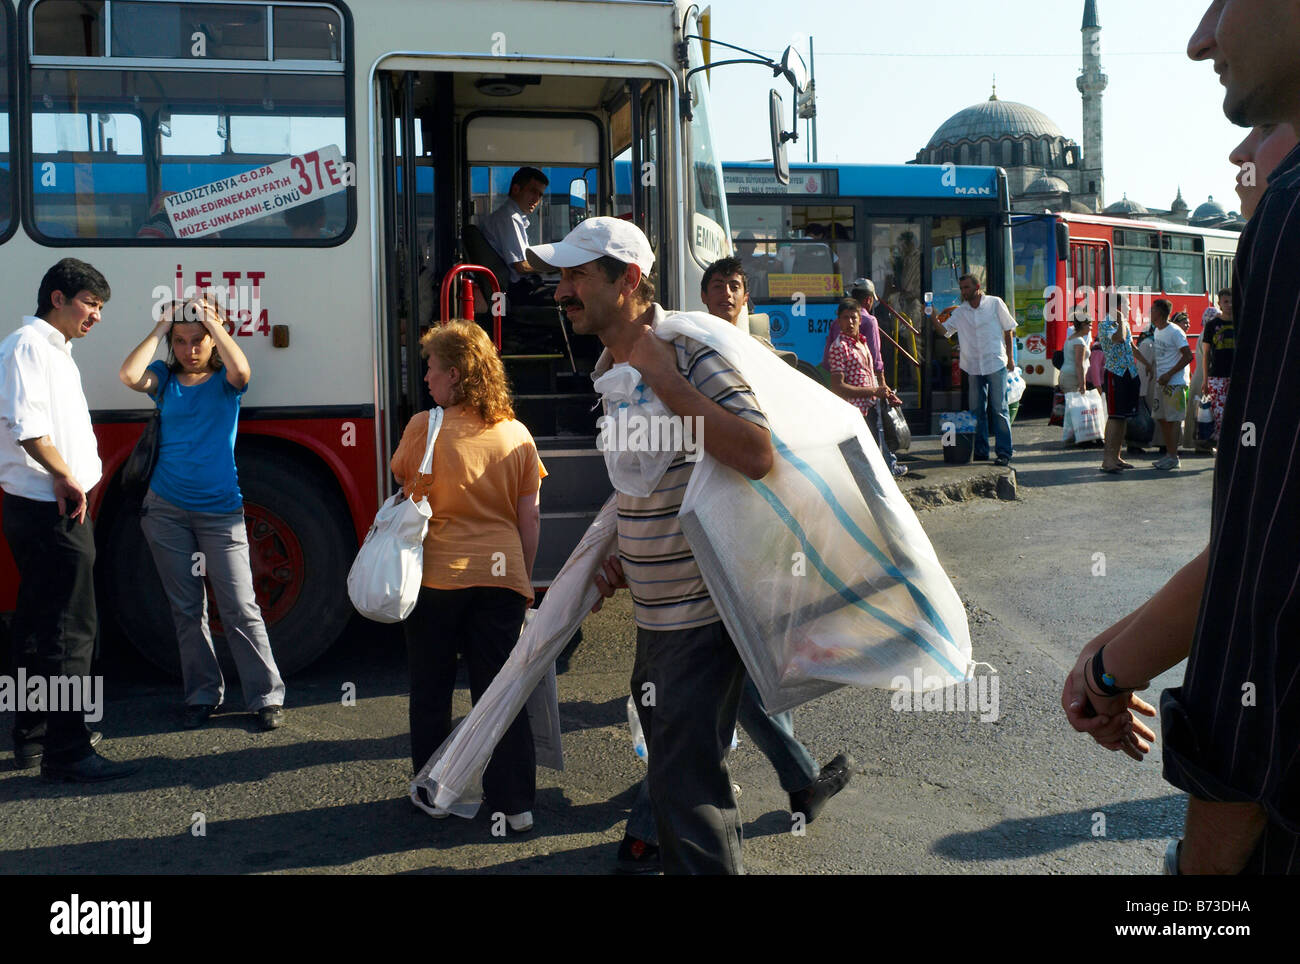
[119,298,285,731]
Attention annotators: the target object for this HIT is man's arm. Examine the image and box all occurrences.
[1004,330,1016,371]
[1158,346,1194,385]
[830,372,881,400]
[18,437,87,523]
[629,327,774,480]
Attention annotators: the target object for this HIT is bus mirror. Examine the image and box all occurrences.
[569,178,588,228]
[779,45,808,94]
[770,89,790,186]
[1055,221,1070,260]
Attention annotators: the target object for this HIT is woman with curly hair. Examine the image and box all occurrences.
[391,320,546,830]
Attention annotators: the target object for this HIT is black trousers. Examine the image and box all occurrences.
[3,492,97,763]
[403,585,534,814]
[631,619,746,874]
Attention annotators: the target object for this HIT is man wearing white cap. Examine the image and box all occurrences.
[529,217,774,874]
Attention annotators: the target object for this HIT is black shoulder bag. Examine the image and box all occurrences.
[120,367,171,505]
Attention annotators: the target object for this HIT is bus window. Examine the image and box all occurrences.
[729,203,855,301]
[26,0,349,243]
[1,4,11,239]
[1114,228,1159,293]
[1161,234,1206,294]
[684,25,730,268]
[1010,218,1050,336]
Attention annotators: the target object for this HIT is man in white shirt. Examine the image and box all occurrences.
[1149,297,1194,470]
[0,258,137,781]
[478,166,550,304]
[932,274,1018,465]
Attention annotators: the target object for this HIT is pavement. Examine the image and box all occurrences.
[0,407,1220,875]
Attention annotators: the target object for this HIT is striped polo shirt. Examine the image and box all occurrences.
[592,305,769,631]
[1160,141,1300,861]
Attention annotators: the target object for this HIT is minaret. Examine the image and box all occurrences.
[1077,0,1107,210]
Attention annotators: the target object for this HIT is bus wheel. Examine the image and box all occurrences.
[795,360,828,387]
[106,457,355,678]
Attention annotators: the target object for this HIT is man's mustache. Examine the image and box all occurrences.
[559,297,585,311]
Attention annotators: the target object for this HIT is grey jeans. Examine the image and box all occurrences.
[630,619,746,874]
[139,489,285,710]
[627,675,818,846]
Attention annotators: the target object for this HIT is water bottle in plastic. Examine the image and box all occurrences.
[924,291,934,316]
[626,696,648,759]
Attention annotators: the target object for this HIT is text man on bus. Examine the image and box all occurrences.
[529,219,774,875]
[478,166,552,305]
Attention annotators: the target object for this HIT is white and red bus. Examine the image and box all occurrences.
[1011,212,1238,387]
[0,0,754,673]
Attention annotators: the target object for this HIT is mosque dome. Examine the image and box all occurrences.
[1025,175,1071,195]
[927,98,1066,147]
[1193,196,1228,222]
[1105,193,1148,216]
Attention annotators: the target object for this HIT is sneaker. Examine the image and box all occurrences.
[615,833,662,874]
[411,786,450,818]
[183,704,218,729]
[891,464,908,478]
[994,455,1011,466]
[1154,456,1181,471]
[257,705,285,731]
[1162,839,1181,875]
[788,752,854,825]
[505,811,534,832]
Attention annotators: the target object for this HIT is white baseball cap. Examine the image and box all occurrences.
[527,217,655,274]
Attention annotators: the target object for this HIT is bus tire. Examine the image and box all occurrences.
[105,455,355,678]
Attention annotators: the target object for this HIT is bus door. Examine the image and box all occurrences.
[1069,239,1112,321]
[376,64,677,583]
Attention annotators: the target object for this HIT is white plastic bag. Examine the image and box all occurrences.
[659,312,974,715]
[347,407,442,623]
[1005,367,1026,405]
[1066,389,1105,444]
[592,363,676,497]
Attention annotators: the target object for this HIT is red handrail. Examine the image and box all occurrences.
[438,264,502,350]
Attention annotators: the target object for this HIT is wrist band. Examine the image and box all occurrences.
[1090,645,1131,697]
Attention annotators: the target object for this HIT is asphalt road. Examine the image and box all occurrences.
[0,413,1214,875]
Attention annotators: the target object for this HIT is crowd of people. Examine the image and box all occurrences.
[3,0,1298,877]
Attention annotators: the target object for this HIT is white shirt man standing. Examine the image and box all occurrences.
[931,274,1017,464]
[0,258,137,781]
[1149,297,1193,469]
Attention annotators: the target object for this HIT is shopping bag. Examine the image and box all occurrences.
[1127,398,1155,446]
[521,609,564,771]
[660,312,974,715]
[592,364,676,497]
[1066,389,1105,444]
[1196,396,1215,442]
[882,403,911,453]
[346,407,442,623]
[1004,367,1026,406]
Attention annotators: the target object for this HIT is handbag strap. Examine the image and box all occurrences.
[415,406,444,479]
[154,365,172,411]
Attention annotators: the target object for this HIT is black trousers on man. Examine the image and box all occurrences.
[631,619,747,874]
[402,585,534,815]
[3,492,97,764]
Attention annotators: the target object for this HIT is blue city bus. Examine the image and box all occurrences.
[722,161,1015,431]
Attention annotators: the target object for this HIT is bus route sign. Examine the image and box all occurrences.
[164,145,349,239]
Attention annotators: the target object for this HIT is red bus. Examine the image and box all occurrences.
[1011,212,1239,388]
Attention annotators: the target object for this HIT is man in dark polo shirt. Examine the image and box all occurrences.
[1062,0,1300,874]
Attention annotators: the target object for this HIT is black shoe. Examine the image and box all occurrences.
[973,453,990,462]
[14,730,102,770]
[41,750,139,783]
[789,752,855,825]
[994,455,1011,466]
[258,705,285,731]
[183,704,218,729]
[615,834,662,875]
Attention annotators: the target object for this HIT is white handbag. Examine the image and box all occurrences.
[347,408,443,623]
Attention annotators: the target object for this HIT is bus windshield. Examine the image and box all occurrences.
[684,22,730,267]
[1012,217,1052,337]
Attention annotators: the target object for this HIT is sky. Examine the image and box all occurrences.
[701,0,1244,215]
